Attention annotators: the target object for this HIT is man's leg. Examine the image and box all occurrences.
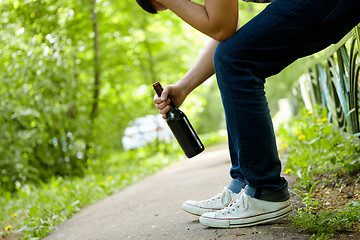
[199,0,360,228]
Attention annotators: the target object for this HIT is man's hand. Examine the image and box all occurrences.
[154,83,188,119]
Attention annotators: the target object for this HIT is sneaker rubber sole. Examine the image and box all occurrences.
[199,203,292,228]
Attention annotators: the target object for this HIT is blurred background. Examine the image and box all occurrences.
[0,0,305,215]
[0,0,301,193]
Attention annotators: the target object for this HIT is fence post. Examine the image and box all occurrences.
[291,26,360,135]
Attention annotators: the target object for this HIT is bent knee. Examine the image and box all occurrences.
[213,41,232,70]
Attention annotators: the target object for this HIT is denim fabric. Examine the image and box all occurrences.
[228,178,246,194]
[216,0,360,201]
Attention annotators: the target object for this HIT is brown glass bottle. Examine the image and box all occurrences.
[153,82,205,158]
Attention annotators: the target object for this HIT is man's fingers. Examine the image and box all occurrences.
[153,85,173,118]
[155,99,171,109]
[159,105,170,114]
[154,94,161,104]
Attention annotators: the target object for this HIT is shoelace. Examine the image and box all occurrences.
[220,189,250,214]
[220,187,234,206]
[203,187,233,206]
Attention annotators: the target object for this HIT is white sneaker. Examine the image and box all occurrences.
[199,190,292,228]
[182,187,237,216]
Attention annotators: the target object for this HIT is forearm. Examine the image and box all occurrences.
[177,18,242,95]
[157,0,238,41]
[177,38,218,95]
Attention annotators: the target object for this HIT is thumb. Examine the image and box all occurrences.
[161,85,171,101]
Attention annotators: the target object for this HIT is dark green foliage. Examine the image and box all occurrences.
[278,107,360,239]
[0,0,92,191]
[0,0,269,193]
[279,107,360,190]
[0,0,204,192]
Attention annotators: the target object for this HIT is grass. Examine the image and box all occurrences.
[0,130,227,239]
[1,150,178,239]
[278,107,360,239]
[293,201,360,239]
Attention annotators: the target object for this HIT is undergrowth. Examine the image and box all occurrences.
[294,201,360,239]
[0,130,226,239]
[278,107,360,239]
[1,150,178,239]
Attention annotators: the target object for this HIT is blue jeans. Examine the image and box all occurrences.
[214,0,360,201]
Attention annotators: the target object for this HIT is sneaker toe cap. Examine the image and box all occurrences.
[182,200,203,216]
[199,212,230,228]
[182,200,221,216]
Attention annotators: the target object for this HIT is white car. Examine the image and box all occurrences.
[122,114,174,150]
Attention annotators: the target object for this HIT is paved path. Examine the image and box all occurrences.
[44,143,310,240]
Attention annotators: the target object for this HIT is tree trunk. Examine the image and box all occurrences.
[90,0,100,121]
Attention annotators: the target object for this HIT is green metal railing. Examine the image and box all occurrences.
[292,25,360,135]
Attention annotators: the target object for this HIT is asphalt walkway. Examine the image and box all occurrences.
[44,143,310,240]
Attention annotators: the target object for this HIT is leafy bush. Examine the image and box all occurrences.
[0,130,226,239]
[0,0,208,193]
[278,107,360,239]
[278,107,360,190]
[0,143,181,239]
